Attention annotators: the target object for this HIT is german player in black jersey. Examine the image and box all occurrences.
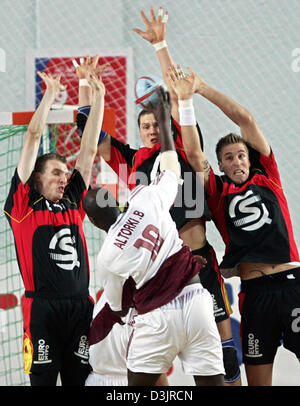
[4,59,106,386]
[168,64,300,386]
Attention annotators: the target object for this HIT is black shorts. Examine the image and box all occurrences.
[22,292,94,376]
[239,267,300,365]
[192,243,232,323]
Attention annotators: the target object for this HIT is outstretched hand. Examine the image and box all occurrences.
[87,72,106,95]
[133,6,168,44]
[72,55,109,80]
[167,65,197,100]
[37,71,66,97]
[167,65,206,98]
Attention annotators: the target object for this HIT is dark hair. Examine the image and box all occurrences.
[34,153,67,173]
[137,109,154,128]
[215,133,249,162]
[83,188,120,232]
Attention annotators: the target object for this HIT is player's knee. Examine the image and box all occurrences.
[222,340,241,383]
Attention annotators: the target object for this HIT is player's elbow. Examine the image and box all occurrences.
[85,144,98,159]
[26,126,44,140]
[237,108,255,128]
[78,143,98,166]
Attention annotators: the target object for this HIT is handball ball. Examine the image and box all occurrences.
[134,75,167,108]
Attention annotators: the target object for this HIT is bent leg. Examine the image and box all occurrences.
[194,374,224,386]
[192,245,241,385]
[218,319,241,386]
[128,369,162,386]
[245,363,273,386]
[155,373,169,386]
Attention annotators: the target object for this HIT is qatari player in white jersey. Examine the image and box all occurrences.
[83,88,224,386]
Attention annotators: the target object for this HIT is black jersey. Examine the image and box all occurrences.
[77,110,210,230]
[206,146,299,269]
[4,168,90,297]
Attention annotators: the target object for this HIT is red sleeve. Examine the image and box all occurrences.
[106,137,136,185]
[259,151,282,187]
[4,168,35,223]
[64,169,88,220]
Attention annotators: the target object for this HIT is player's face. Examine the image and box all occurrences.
[139,113,160,148]
[218,143,250,184]
[35,159,69,202]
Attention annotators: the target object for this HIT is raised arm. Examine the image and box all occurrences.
[17,72,65,184]
[146,87,180,179]
[167,65,211,190]
[193,69,270,156]
[75,71,105,187]
[74,56,111,161]
[133,6,179,122]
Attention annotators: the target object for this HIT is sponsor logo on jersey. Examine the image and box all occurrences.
[49,228,80,270]
[228,190,272,231]
[45,200,66,212]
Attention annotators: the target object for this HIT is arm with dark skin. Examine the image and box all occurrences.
[133,6,179,122]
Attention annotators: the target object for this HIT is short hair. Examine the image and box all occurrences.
[215,133,249,162]
[34,153,67,173]
[137,109,155,128]
[83,188,120,231]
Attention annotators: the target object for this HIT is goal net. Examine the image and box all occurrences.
[0,109,116,386]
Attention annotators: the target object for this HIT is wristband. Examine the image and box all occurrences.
[160,150,180,179]
[153,40,167,52]
[178,99,196,126]
[79,78,91,87]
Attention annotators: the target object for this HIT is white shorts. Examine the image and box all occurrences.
[126,283,225,376]
[85,371,127,386]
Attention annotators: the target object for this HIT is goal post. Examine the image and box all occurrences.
[0,108,116,386]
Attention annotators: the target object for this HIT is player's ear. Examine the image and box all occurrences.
[33,171,42,190]
[218,161,224,172]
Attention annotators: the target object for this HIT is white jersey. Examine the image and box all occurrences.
[97,170,183,312]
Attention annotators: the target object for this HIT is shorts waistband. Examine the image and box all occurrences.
[241,267,300,291]
[160,283,204,310]
[25,290,90,300]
